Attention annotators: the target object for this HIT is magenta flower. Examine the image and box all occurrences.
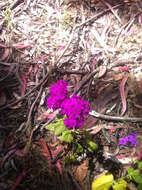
[46,80,90,129]
[50,80,68,98]
[119,134,138,147]
[46,80,68,110]
[61,95,90,129]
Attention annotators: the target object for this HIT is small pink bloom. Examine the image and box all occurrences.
[40,57,44,62]
[120,66,130,72]
[93,59,97,65]
[110,126,114,134]
[58,46,65,51]
[116,154,126,159]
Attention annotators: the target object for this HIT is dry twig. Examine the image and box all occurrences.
[90,110,142,122]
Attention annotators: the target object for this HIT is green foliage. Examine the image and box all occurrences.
[45,118,64,131]
[76,143,83,153]
[91,160,142,190]
[45,118,98,164]
[127,168,142,183]
[61,130,73,143]
[112,179,127,190]
[92,174,127,190]
[92,174,114,190]
[45,123,56,131]
[45,119,98,152]
[63,130,98,164]
[45,118,71,140]
[126,167,134,180]
[64,153,78,163]
[126,160,142,188]
[138,183,142,190]
[74,132,98,153]
[54,123,66,136]
[45,118,73,142]
[65,133,98,164]
[134,160,142,170]
[88,141,98,153]
[73,130,98,154]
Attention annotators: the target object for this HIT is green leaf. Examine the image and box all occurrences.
[135,161,142,170]
[55,124,66,136]
[45,118,65,132]
[132,170,142,184]
[64,153,77,163]
[92,174,114,190]
[88,141,98,152]
[126,167,134,175]
[138,162,142,170]
[112,179,127,190]
[61,130,73,143]
[76,143,83,153]
[88,147,93,153]
[134,160,139,164]
[45,123,55,131]
[126,168,141,182]
[133,160,142,170]
[138,183,142,190]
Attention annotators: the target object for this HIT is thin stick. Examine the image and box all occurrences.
[90,110,142,122]
[24,86,43,132]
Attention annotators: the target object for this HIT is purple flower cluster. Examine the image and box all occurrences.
[61,95,90,129]
[46,80,68,110]
[46,80,90,129]
[119,134,138,147]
